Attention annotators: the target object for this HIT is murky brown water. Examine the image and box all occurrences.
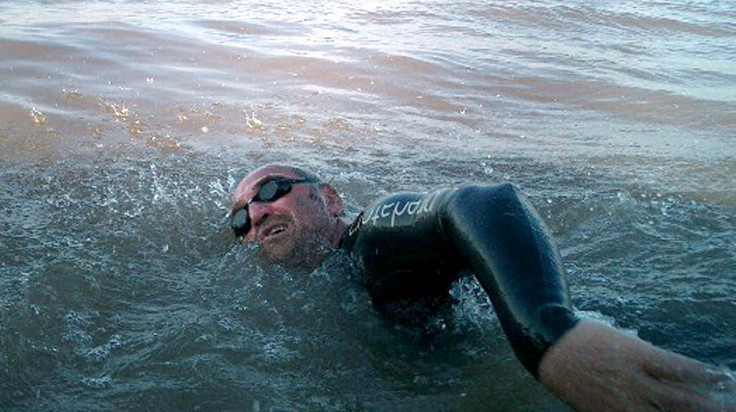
[1,1,734,410]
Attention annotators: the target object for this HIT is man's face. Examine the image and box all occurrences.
[231,165,342,269]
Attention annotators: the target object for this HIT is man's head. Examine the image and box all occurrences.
[230,164,346,270]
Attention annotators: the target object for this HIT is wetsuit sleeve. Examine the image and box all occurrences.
[351,184,579,377]
[441,184,579,377]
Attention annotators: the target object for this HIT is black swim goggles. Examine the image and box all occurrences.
[230,177,318,238]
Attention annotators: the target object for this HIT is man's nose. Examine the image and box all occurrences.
[247,201,272,229]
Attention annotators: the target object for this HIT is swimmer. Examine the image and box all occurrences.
[230,164,736,411]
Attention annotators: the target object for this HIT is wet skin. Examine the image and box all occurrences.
[231,165,346,270]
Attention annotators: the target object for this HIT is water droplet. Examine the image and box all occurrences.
[30,108,46,125]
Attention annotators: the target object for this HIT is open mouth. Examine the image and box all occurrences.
[262,223,288,240]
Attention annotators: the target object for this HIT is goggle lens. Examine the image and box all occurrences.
[255,180,281,202]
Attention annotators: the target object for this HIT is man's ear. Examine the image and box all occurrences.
[320,184,344,217]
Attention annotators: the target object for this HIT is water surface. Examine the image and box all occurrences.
[1,1,735,410]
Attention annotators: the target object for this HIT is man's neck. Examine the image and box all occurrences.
[336,213,363,251]
[331,218,349,248]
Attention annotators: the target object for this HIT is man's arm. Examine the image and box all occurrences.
[444,184,735,410]
[355,183,579,374]
[443,183,579,376]
[353,184,735,409]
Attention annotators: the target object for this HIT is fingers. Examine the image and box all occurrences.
[636,370,712,411]
[643,345,735,386]
[641,370,736,411]
[637,342,736,411]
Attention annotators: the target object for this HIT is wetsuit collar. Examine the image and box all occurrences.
[338,212,363,252]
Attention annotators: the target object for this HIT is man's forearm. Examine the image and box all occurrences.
[443,183,579,376]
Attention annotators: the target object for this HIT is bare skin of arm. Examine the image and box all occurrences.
[539,319,736,411]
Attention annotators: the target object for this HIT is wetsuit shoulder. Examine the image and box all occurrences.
[349,189,462,311]
[350,184,579,377]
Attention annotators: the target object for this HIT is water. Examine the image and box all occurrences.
[1,0,734,410]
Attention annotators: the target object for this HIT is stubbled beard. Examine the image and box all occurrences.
[258,222,334,270]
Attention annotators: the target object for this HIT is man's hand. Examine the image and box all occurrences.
[538,319,736,411]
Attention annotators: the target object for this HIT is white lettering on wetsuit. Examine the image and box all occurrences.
[361,191,443,228]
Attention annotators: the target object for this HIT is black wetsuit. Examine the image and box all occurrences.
[342,183,579,378]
